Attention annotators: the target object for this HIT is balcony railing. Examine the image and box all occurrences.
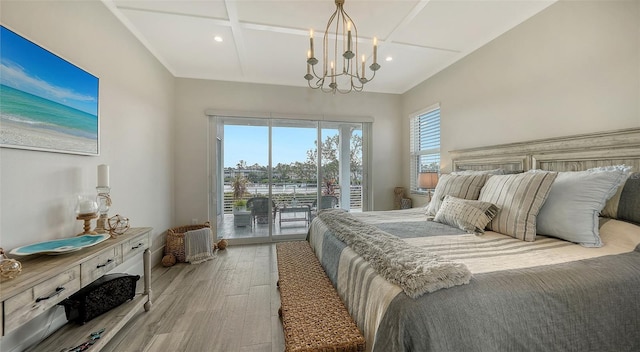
[223,186,362,214]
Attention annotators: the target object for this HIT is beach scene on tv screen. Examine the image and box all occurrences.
[0,26,99,155]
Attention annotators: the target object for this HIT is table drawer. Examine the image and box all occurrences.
[123,235,149,262]
[4,266,80,334]
[81,248,120,286]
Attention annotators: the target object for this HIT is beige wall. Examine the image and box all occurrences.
[402,0,640,207]
[1,0,175,348]
[1,0,175,252]
[0,0,174,328]
[174,78,402,225]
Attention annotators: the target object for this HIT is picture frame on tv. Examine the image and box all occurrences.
[0,25,100,156]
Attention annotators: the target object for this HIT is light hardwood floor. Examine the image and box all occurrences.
[102,243,285,352]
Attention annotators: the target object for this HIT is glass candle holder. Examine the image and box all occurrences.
[94,187,112,234]
[75,194,98,236]
[76,194,98,215]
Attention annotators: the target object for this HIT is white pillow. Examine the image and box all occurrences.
[535,168,629,247]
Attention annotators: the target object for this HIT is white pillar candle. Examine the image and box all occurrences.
[331,61,335,83]
[347,22,352,52]
[373,37,378,64]
[97,164,110,187]
[309,29,314,59]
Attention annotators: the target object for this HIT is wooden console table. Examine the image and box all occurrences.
[0,227,152,351]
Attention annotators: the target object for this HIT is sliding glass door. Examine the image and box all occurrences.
[320,122,363,213]
[213,116,368,244]
[272,120,318,239]
[217,118,271,242]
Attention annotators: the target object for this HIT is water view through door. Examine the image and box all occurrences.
[215,117,364,244]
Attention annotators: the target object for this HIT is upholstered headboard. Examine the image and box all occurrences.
[450,128,640,173]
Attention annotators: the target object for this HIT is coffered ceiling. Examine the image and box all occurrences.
[103,0,555,94]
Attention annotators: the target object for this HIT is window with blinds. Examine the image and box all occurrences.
[409,105,440,193]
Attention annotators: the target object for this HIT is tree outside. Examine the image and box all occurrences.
[225,133,362,187]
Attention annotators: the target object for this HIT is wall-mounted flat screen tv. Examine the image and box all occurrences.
[0,25,99,155]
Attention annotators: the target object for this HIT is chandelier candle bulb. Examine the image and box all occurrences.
[347,22,352,52]
[361,55,365,77]
[331,61,335,83]
[309,29,314,59]
[97,164,109,188]
[373,37,378,64]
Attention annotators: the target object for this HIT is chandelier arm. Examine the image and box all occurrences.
[308,80,320,90]
[323,8,338,77]
[305,0,379,93]
[339,9,346,73]
[321,84,337,93]
[310,63,324,80]
[336,84,356,94]
[351,74,364,89]
[334,10,340,81]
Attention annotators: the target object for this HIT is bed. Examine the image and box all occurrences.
[307,128,640,352]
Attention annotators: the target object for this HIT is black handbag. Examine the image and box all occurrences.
[60,273,140,324]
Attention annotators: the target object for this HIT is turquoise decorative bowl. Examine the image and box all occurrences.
[10,234,110,256]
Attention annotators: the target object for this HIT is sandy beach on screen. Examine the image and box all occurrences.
[0,117,97,154]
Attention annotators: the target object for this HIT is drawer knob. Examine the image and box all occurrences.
[96,258,114,268]
[35,286,65,303]
[131,243,144,250]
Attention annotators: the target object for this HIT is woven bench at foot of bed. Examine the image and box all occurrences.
[276,241,365,352]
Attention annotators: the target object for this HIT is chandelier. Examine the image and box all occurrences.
[304,0,380,94]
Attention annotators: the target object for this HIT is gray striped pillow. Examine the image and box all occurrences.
[601,172,640,225]
[425,174,489,218]
[433,195,499,234]
[478,172,558,241]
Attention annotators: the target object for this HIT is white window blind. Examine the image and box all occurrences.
[410,105,440,193]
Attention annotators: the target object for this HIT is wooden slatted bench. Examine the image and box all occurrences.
[276,241,366,352]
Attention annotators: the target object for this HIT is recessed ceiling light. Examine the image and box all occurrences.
[385,56,393,62]
[214,36,223,42]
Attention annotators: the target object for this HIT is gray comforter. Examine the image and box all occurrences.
[307,209,640,352]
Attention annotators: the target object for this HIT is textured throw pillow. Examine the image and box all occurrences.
[425,174,490,218]
[433,195,499,234]
[601,172,640,225]
[535,169,631,246]
[478,172,558,241]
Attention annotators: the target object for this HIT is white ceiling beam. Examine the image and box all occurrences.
[383,0,431,45]
[241,21,456,53]
[114,5,232,27]
[224,0,248,77]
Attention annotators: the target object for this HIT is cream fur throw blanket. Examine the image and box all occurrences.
[185,228,215,264]
[318,210,471,298]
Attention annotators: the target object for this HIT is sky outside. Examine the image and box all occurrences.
[224,125,360,167]
[0,26,99,116]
